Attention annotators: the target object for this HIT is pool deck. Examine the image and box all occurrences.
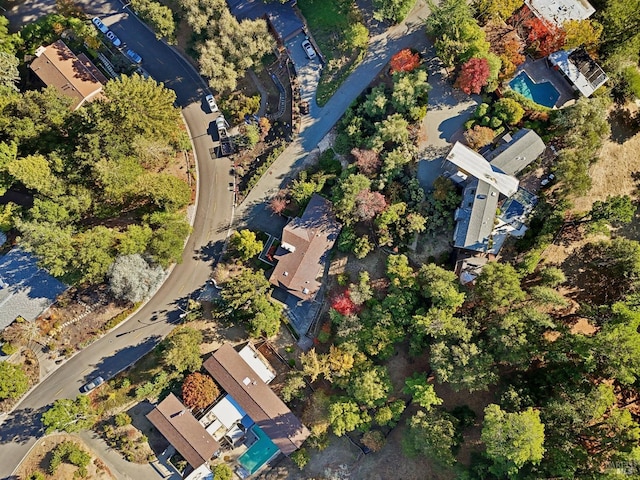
[514,57,576,108]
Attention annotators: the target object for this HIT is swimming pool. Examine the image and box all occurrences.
[238,425,279,474]
[509,71,560,108]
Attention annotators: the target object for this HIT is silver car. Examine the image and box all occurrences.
[106,30,122,47]
[92,17,109,34]
[302,39,316,59]
[80,376,104,393]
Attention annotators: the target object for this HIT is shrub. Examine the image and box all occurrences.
[493,98,525,125]
[29,472,45,480]
[115,412,132,427]
[212,464,233,480]
[475,103,490,118]
[390,49,421,74]
[290,448,310,469]
[464,125,495,150]
[353,235,373,259]
[1,343,17,355]
[362,430,386,452]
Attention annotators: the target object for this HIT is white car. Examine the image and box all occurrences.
[92,17,109,34]
[106,30,122,47]
[302,39,316,59]
[205,94,219,113]
[80,376,104,393]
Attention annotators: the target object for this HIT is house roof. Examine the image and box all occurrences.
[203,344,310,455]
[226,0,304,43]
[0,248,68,333]
[485,129,546,176]
[453,179,501,252]
[446,143,519,197]
[269,194,341,301]
[238,343,276,384]
[548,49,608,97]
[146,393,220,469]
[29,40,103,110]
[524,0,595,26]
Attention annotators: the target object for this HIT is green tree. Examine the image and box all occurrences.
[376,113,410,146]
[41,395,96,434]
[131,173,191,212]
[333,173,371,223]
[0,52,19,91]
[0,361,29,400]
[403,373,443,410]
[343,22,369,50]
[101,74,182,145]
[373,0,418,23]
[221,268,271,310]
[163,326,203,373]
[588,195,635,226]
[72,226,117,283]
[347,366,392,407]
[6,154,62,197]
[474,262,526,311]
[248,296,282,338]
[131,0,176,40]
[403,410,457,466]
[473,0,523,21]
[229,229,264,261]
[147,211,192,268]
[492,97,524,125]
[118,224,153,256]
[430,340,497,391]
[328,398,371,436]
[482,404,545,478]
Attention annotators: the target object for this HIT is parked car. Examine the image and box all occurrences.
[302,39,316,59]
[80,376,104,393]
[105,30,122,47]
[91,17,109,34]
[126,49,143,64]
[205,94,219,113]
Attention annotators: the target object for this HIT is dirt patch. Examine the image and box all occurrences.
[15,433,115,480]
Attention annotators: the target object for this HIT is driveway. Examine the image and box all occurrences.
[286,32,322,116]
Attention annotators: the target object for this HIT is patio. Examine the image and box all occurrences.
[512,57,577,108]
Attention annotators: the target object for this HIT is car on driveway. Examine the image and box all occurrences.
[92,17,109,34]
[126,49,143,64]
[106,31,122,47]
[205,94,219,113]
[302,39,316,59]
[80,376,104,393]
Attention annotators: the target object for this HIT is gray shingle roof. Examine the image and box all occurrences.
[0,248,68,333]
[485,129,546,176]
[453,180,500,252]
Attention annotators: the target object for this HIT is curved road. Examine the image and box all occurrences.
[0,2,234,477]
[0,0,437,477]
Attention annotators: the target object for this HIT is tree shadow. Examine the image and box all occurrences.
[609,107,640,144]
[82,335,163,387]
[0,405,47,445]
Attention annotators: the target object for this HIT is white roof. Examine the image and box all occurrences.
[548,50,608,97]
[185,464,212,480]
[446,143,519,197]
[525,0,595,26]
[239,344,276,384]
[209,394,246,430]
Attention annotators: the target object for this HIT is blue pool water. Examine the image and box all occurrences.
[509,72,560,108]
[238,425,278,474]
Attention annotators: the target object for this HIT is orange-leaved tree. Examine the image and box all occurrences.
[182,372,219,411]
[390,49,421,74]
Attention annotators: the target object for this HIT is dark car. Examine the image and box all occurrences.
[80,376,104,393]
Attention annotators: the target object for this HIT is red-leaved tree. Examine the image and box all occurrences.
[455,57,490,95]
[525,17,566,57]
[390,49,421,74]
[351,148,382,176]
[269,194,287,215]
[355,189,387,222]
[331,290,359,316]
[182,372,219,411]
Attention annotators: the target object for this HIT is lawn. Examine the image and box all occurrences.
[298,0,368,106]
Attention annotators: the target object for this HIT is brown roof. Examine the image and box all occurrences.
[146,393,220,469]
[269,194,341,301]
[30,40,103,110]
[203,344,310,455]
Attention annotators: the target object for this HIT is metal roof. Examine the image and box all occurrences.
[525,0,595,27]
[548,49,608,97]
[446,143,519,197]
[453,179,501,252]
[485,129,546,176]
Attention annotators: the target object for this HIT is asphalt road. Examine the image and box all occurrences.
[0,1,234,477]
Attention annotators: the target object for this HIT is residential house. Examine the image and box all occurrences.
[202,343,310,478]
[548,48,608,98]
[146,393,220,480]
[0,248,68,335]
[524,0,595,27]
[446,129,545,254]
[269,194,341,302]
[30,40,104,111]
